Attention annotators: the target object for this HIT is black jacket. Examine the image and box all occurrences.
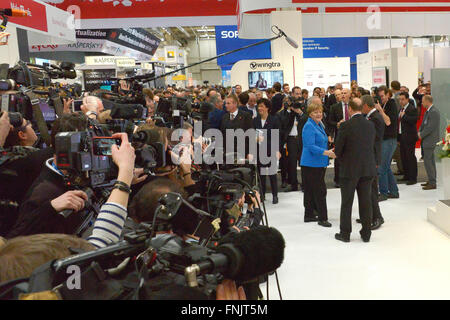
[7,163,84,238]
[367,110,385,166]
[335,114,377,179]
[253,114,281,159]
[271,93,285,115]
[220,110,254,158]
[382,98,399,140]
[399,103,418,142]
[279,108,307,144]
[328,102,345,138]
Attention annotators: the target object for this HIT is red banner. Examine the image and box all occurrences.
[5,0,48,32]
[45,0,237,19]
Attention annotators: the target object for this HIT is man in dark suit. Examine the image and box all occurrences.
[220,94,254,160]
[271,82,284,115]
[278,96,307,192]
[361,95,385,230]
[335,98,377,243]
[327,88,350,187]
[419,95,440,190]
[397,92,419,185]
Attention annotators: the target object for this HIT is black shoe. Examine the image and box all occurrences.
[283,185,298,192]
[423,184,437,190]
[304,216,319,223]
[335,233,350,242]
[272,196,278,204]
[356,219,361,223]
[378,194,388,202]
[318,221,332,228]
[406,180,417,185]
[360,231,371,242]
[387,193,399,199]
[371,219,382,230]
[421,182,430,187]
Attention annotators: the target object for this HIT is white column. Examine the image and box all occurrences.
[406,36,414,57]
[270,10,303,88]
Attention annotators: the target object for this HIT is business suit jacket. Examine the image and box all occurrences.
[220,109,254,156]
[399,103,418,143]
[327,102,344,138]
[271,93,285,115]
[419,105,441,148]
[253,114,281,159]
[279,108,307,144]
[335,114,377,179]
[367,110,385,166]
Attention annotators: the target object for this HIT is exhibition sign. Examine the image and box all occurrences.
[215,26,272,69]
[29,28,160,61]
[303,57,351,92]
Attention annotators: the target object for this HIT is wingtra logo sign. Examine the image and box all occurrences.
[250,62,281,70]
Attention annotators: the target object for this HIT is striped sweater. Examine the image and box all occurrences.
[87,202,128,249]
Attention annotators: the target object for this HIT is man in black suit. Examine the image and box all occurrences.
[397,92,418,185]
[361,95,385,230]
[220,94,254,160]
[271,82,284,115]
[327,88,349,187]
[278,96,307,192]
[335,98,377,243]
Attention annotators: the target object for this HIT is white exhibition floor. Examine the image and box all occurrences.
[260,163,450,300]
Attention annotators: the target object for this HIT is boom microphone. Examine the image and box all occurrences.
[0,8,29,17]
[191,226,285,282]
[272,25,299,49]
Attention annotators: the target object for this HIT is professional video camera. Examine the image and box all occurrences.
[0,61,82,146]
[0,197,285,300]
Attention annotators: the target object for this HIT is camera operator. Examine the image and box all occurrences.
[5,113,136,238]
[0,132,137,282]
[0,112,54,236]
[142,88,156,118]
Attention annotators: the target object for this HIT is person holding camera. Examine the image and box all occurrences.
[279,95,307,192]
[0,112,54,235]
[5,113,140,239]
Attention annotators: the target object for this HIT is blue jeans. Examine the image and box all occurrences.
[378,138,399,196]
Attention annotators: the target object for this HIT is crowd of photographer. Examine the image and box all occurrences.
[0,61,287,300]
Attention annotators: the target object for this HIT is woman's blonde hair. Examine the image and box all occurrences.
[307,103,323,116]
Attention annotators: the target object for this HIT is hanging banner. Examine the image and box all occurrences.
[83,69,116,92]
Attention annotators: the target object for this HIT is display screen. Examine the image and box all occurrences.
[248,71,284,90]
[92,137,121,156]
[72,100,83,112]
[39,100,56,122]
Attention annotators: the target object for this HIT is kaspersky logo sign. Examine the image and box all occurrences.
[250,61,281,70]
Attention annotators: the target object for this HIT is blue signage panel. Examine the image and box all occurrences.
[302,37,368,63]
[303,37,368,81]
[215,25,272,68]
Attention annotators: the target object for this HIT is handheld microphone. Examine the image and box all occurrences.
[0,8,29,17]
[272,25,299,49]
[187,226,285,282]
